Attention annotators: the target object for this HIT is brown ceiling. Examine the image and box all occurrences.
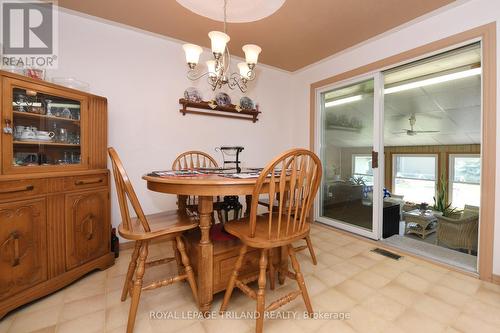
[58,0,455,71]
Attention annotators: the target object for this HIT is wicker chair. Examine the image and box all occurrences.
[436,205,479,254]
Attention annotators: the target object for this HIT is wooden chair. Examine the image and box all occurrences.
[108,147,199,333]
[257,159,318,265]
[172,151,223,220]
[220,149,322,333]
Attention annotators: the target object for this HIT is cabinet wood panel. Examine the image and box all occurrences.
[0,199,47,299]
[65,189,109,270]
[0,178,47,201]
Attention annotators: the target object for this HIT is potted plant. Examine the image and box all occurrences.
[433,172,460,217]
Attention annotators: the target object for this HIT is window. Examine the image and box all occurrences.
[352,154,373,185]
[449,155,480,208]
[393,154,437,204]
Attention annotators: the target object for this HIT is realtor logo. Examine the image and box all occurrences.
[1,0,58,68]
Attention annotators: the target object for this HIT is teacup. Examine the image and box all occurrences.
[20,128,36,140]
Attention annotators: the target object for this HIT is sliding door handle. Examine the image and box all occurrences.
[372,151,379,169]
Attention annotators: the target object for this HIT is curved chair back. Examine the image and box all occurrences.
[172,151,218,170]
[249,149,322,240]
[108,147,150,233]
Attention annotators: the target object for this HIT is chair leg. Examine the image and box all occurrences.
[127,242,148,333]
[176,236,199,305]
[268,249,275,290]
[172,239,184,276]
[256,249,268,333]
[220,245,247,313]
[304,235,318,265]
[121,241,141,301]
[288,245,313,316]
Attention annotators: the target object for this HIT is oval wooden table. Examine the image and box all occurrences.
[143,173,285,313]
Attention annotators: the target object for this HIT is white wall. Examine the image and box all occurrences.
[289,0,500,274]
[49,10,295,231]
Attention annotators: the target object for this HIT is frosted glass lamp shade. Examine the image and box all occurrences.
[208,31,230,54]
[183,44,203,66]
[238,62,250,79]
[242,44,262,65]
[206,60,217,77]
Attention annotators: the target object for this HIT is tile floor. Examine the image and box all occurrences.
[1,224,500,333]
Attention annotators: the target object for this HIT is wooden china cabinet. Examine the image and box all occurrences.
[0,70,114,319]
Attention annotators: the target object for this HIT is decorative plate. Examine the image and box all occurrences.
[215,92,231,107]
[184,87,203,102]
[239,96,254,110]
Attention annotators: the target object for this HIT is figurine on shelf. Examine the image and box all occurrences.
[44,99,53,116]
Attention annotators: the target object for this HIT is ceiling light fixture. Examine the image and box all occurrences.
[182,0,261,93]
[325,95,362,108]
[325,67,481,108]
[384,67,481,94]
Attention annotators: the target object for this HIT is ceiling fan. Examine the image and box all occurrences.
[393,114,440,136]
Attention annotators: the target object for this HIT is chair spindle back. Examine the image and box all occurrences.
[249,149,322,240]
[172,151,218,170]
[108,147,151,233]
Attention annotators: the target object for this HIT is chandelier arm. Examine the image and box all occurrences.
[229,73,247,93]
[187,69,214,81]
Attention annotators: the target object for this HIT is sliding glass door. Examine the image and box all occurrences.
[315,75,383,239]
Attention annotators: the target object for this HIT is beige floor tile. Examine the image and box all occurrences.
[360,294,406,321]
[346,305,391,333]
[393,309,447,333]
[316,320,357,333]
[394,271,431,293]
[411,295,460,325]
[348,254,379,269]
[316,252,344,267]
[462,299,500,326]
[329,246,360,259]
[473,285,500,308]
[426,285,472,307]
[264,318,306,333]
[329,261,364,278]
[437,272,481,296]
[0,315,13,333]
[106,318,152,333]
[8,304,62,333]
[443,327,462,333]
[12,292,64,316]
[352,269,391,289]
[407,264,448,283]
[60,294,106,322]
[313,268,349,287]
[56,310,105,333]
[175,321,206,333]
[301,274,328,296]
[202,316,250,333]
[452,314,500,333]
[29,326,56,333]
[62,280,105,303]
[369,262,405,280]
[312,289,356,313]
[335,279,376,303]
[379,281,419,307]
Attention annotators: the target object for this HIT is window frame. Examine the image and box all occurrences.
[392,153,438,202]
[448,153,481,207]
[351,154,373,183]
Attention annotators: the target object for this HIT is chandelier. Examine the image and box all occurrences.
[182,0,262,93]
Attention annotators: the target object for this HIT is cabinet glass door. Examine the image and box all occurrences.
[3,79,86,172]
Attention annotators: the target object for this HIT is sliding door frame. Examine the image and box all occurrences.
[309,23,496,282]
[314,73,384,240]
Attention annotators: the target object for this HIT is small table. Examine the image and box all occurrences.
[143,172,287,313]
[403,209,438,239]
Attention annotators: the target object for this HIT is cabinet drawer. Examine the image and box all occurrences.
[64,173,108,191]
[0,179,47,201]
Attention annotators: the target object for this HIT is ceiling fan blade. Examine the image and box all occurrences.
[414,130,440,133]
[391,131,408,134]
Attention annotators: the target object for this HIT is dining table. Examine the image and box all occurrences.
[142,170,288,314]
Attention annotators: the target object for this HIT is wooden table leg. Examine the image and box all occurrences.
[198,196,214,315]
[245,195,252,217]
[278,245,288,285]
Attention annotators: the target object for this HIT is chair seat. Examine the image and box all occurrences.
[224,214,310,248]
[118,210,198,241]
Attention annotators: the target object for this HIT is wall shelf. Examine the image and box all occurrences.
[179,98,261,123]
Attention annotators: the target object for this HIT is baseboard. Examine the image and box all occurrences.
[492,274,500,285]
